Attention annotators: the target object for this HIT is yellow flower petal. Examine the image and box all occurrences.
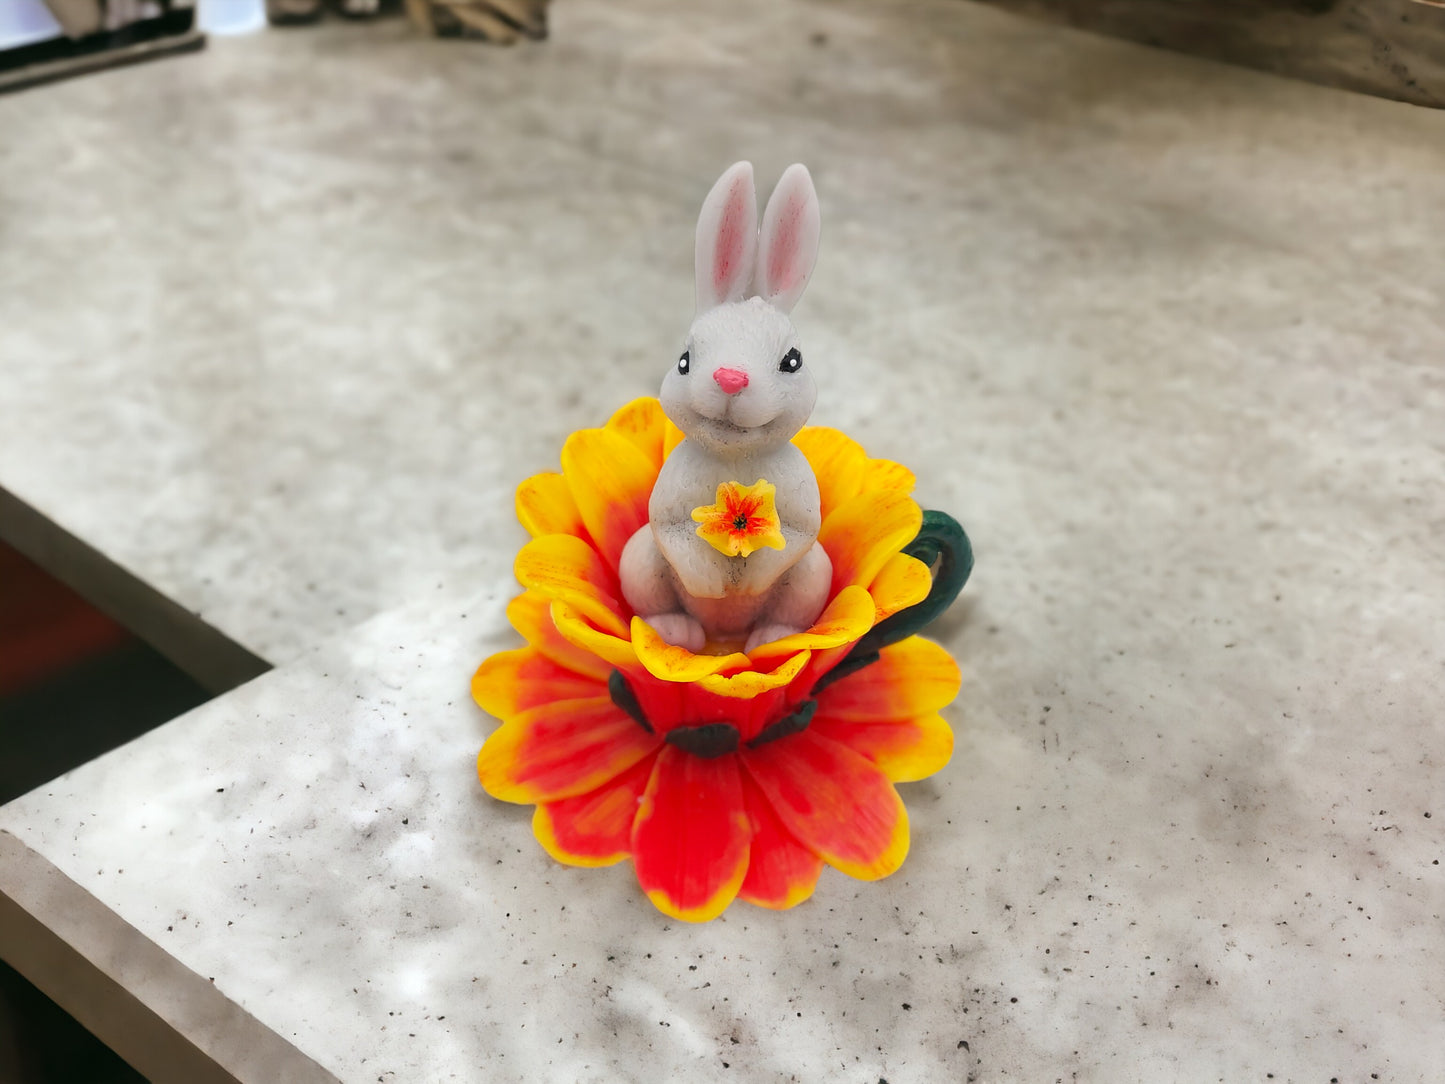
[736,774,824,910]
[793,427,868,521]
[746,584,877,663]
[552,601,643,673]
[663,416,686,459]
[631,616,751,682]
[819,489,923,596]
[562,427,657,571]
[533,804,630,869]
[693,519,741,557]
[794,427,916,522]
[604,397,670,467]
[515,472,585,540]
[609,396,687,468]
[506,591,612,682]
[514,535,628,639]
[867,552,933,624]
[696,649,811,698]
[810,634,963,776]
[603,396,687,466]
[861,457,915,496]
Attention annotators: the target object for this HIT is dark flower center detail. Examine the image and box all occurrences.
[665,722,739,758]
[732,515,749,530]
[608,670,652,733]
[748,699,816,748]
[608,670,818,757]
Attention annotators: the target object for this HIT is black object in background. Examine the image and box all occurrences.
[0,539,211,1082]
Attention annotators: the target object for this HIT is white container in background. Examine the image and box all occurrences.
[199,0,266,35]
[0,0,63,50]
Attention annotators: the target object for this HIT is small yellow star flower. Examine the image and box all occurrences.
[692,479,787,558]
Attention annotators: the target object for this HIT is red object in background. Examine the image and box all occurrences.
[0,543,128,697]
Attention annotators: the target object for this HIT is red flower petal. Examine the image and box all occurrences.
[737,774,824,910]
[478,696,660,804]
[630,676,790,744]
[532,757,655,868]
[743,730,909,881]
[631,747,751,923]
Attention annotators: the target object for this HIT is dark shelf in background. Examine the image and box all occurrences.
[1,538,216,1082]
[0,5,203,96]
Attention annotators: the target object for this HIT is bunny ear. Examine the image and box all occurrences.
[755,163,820,314]
[695,162,758,313]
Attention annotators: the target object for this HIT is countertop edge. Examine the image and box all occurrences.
[0,829,338,1084]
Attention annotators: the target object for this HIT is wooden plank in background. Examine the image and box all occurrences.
[969,0,1445,107]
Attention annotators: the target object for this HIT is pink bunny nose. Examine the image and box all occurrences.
[713,367,749,395]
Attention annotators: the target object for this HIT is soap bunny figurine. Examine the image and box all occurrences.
[619,162,832,654]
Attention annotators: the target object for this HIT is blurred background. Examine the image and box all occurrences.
[2,0,1442,100]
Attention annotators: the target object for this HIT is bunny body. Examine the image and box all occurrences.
[619,163,832,654]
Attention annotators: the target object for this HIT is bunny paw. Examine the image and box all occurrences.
[645,613,707,653]
[745,623,804,654]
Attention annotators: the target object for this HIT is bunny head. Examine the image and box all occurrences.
[660,162,822,458]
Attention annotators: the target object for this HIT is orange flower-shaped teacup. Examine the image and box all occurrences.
[474,397,971,922]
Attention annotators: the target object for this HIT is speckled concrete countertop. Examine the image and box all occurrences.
[1,0,1443,1079]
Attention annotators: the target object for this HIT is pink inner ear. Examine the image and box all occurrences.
[766,193,805,297]
[713,177,751,297]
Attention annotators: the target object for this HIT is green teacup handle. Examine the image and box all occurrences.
[812,510,973,694]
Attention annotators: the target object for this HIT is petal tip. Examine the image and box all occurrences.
[532,805,630,869]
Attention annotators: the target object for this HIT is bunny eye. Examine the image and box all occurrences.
[779,347,802,374]
[677,350,691,375]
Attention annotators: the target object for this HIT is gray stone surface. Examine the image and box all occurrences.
[1,545,1440,1078]
[1,0,1443,1079]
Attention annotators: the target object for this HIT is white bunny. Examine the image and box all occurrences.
[619,161,833,654]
